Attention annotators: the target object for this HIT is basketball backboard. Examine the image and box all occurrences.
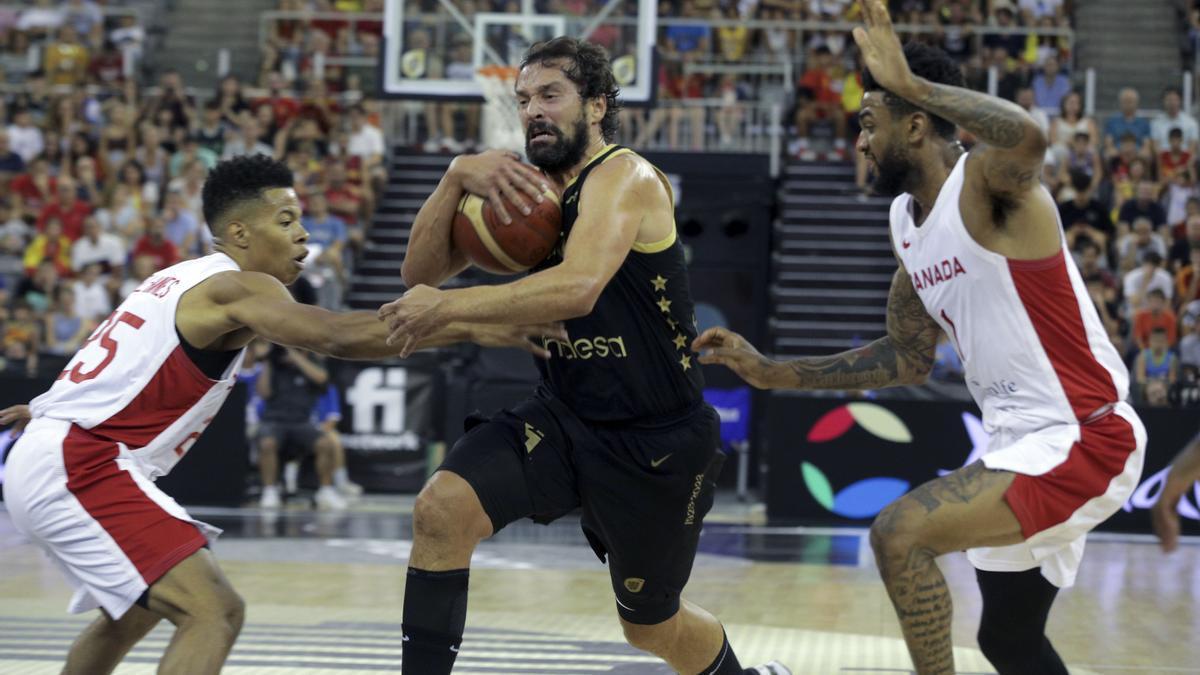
[381,0,657,103]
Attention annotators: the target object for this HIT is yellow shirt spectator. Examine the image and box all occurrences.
[44,40,89,87]
[718,25,749,61]
[842,71,864,115]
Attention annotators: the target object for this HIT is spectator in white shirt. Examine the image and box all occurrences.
[1180,318,1200,370]
[7,108,45,163]
[346,104,387,192]
[1018,0,1065,23]
[1123,250,1175,312]
[72,262,113,321]
[1151,87,1200,155]
[72,215,126,274]
[15,0,64,35]
[346,105,384,163]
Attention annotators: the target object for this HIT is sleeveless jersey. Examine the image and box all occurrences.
[30,253,247,478]
[532,144,705,422]
[890,154,1128,436]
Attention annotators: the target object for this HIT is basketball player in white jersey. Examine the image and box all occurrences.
[693,2,1145,673]
[1,154,562,675]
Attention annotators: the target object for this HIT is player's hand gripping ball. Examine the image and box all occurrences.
[452,187,562,275]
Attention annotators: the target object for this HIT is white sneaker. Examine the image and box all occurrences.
[316,486,349,511]
[260,485,282,510]
[423,137,441,153]
[441,137,464,154]
[337,480,364,499]
[748,662,792,675]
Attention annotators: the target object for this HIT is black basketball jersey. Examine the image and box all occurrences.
[532,144,705,422]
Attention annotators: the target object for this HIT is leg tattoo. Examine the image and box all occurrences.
[871,463,1018,675]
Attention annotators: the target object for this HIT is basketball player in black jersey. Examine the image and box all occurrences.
[384,37,788,675]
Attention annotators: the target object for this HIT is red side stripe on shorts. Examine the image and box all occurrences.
[90,345,215,447]
[1004,413,1137,538]
[1006,252,1134,537]
[1007,251,1118,421]
[63,425,205,584]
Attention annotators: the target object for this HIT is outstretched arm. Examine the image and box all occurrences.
[381,156,657,355]
[197,271,566,360]
[1152,433,1200,553]
[693,264,940,390]
[853,0,1047,196]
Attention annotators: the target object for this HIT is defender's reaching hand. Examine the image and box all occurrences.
[0,404,31,433]
[379,285,448,358]
[692,327,781,390]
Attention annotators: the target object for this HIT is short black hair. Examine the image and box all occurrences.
[1148,288,1167,301]
[1170,127,1184,139]
[863,41,962,140]
[201,154,294,233]
[521,36,622,142]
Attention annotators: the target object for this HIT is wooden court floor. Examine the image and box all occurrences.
[1,498,1197,674]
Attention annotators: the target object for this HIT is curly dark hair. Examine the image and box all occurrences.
[201,154,294,233]
[521,37,622,142]
[862,41,963,140]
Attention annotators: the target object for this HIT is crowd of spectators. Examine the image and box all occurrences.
[0,1,387,380]
[259,0,1076,152]
[1044,84,1200,408]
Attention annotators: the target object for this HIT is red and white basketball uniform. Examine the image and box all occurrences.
[3,253,246,618]
[890,154,1146,587]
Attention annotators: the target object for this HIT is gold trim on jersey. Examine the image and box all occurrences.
[458,194,525,273]
[567,144,679,255]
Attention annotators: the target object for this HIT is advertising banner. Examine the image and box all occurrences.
[765,395,1200,535]
[331,358,442,493]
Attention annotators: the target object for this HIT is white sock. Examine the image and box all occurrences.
[283,461,300,492]
[333,467,349,487]
[263,484,280,497]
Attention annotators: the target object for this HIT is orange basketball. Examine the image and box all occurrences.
[451,189,562,275]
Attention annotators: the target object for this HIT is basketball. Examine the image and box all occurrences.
[451,188,562,275]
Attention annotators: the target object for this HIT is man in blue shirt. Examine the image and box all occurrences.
[1104,87,1152,159]
[301,191,349,308]
[1031,55,1071,114]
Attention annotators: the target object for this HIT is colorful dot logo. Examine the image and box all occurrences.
[801,403,913,519]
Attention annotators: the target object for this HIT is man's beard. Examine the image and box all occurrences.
[526,114,590,173]
[870,143,921,198]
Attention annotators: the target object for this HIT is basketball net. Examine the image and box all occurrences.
[476,65,524,155]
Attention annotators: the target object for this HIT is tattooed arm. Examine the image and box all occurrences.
[692,263,940,390]
[853,0,1047,196]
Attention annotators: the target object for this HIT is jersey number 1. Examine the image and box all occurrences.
[59,311,147,384]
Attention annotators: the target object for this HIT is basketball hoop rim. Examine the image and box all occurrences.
[476,65,520,81]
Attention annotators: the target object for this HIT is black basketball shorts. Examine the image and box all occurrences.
[439,386,725,625]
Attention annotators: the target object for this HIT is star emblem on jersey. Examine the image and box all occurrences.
[666,317,678,330]
[673,334,687,350]
[651,275,667,291]
[679,354,692,371]
[657,297,672,314]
